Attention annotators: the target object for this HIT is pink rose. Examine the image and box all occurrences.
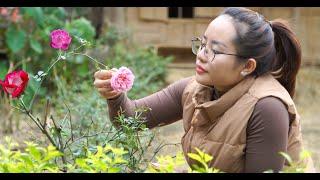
[50,29,72,51]
[0,7,8,16]
[11,8,21,23]
[0,70,29,98]
[110,67,135,92]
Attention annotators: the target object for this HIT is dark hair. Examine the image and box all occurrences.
[220,7,301,98]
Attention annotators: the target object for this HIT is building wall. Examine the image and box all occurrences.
[103,7,320,65]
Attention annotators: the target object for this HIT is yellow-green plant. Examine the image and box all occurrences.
[187,148,221,173]
[69,144,128,173]
[146,152,186,173]
[0,137,62,173]
[146,148,221,173]
[0,136,129,173]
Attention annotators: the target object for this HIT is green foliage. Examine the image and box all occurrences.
[0,137,62,173]
[21,7,45,27]
[187,148,220,173]
[0,7,173,173]
[147,148,221,173]
[65,17,96,42]
[47,74,157,172]
[30,38,43,54]
[39,23,172,172]
[5,25,27,53]
[112,107,155,172]
[0,61,8,79]
[146,152,186,173]
[0,137,129,173]
[49,78,116,161]
[70,145,128,173]
[1,7,172,105]
[0,136,313,173]
[0,7,98,104]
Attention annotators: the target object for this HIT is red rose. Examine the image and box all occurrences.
[0,70,29,98]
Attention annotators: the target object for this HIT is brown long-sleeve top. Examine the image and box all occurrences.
[107,76,290,173]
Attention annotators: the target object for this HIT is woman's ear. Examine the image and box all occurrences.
[241,58,256,76]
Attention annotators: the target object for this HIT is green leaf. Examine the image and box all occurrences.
[187,153,202,163]
[44,145,62,161]
[75,158,89,169]
[30,38,43,54]
[28,146,42,161]
[203,154,213,163]
[279,152,293,165]
[76,63,89,77]
[21,7,44,27]
[107,167,121,173]
[65,17,96,42]
[194,148,212,163]
[0,62,7,80]
[53,7,66,19]
[20,154,34,167]
[113,158,127,164]
[5,25,27,53]
[96,161,107,171]
[111,147,127,156]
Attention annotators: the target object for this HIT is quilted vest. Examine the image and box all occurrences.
[180,74,315,173]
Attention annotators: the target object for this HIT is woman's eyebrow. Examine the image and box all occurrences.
[211,40,228,48]
[203,35,227,48]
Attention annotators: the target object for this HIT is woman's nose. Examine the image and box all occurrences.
[197,47,208,63]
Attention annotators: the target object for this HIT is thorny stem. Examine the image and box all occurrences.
[29,51,63,111]
[29,42,110,116]
[69,52,108,70]
[19,98,57,149]
[71,44,85,52]
[63,102,74,141]
[19,98,70,171]
[64,130,114,150]
[50,115,67,172]
[43,99,50,129]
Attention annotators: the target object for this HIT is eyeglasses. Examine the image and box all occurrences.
[191,37,248,62]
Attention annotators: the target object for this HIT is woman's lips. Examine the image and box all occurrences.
[196,65,207,74]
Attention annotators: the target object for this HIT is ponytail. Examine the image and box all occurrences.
[270,19,301,98]
[221,8,301,98]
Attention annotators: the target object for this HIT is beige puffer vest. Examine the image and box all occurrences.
[180,74,315,173]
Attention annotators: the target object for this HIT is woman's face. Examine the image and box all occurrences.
[195,15,246,92]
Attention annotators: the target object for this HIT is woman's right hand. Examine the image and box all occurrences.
[94,70,122,100]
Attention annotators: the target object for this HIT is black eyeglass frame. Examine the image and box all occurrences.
[191,37,249,62]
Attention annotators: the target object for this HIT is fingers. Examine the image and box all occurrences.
[94,69,121,99]
[94,79,112,89]
[94,70,113,80]
[97,87,114,94]
[97,88,120,99]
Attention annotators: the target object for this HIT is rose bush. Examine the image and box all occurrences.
[0,8,174,173]
[0,28,138,172]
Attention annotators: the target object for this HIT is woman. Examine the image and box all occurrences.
[93,7,314,173]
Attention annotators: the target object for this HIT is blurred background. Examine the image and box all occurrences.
[0,7,319,171]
